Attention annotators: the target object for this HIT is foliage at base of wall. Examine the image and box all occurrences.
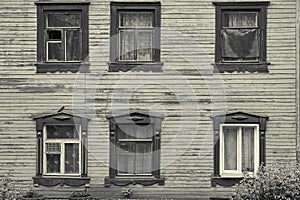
[233,163,300,200]
[0,172,21,199]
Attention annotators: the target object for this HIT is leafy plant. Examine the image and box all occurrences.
[0,172,21,199]
[69,189,92,200]
[21,190,44,199]
[233,162,300,200]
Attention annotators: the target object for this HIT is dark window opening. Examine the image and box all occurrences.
[213,2,270,73]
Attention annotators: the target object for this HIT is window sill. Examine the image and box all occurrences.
[33,176,90,187]
[35,63,90,73]
[213,62,270,73]
[108,62,163,72]
[211,176,243,187]
[104,176,165,187]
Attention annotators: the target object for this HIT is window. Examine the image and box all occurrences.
[220,124,259,177]
[105,111,165,186]
[211,112,268,187]
[33,112,90,187]
[110,2,162,72]
[35,1,89,73]
[213,2,270,73]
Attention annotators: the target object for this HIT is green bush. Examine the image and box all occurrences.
[233,163,300,200]
[0,172,21,200]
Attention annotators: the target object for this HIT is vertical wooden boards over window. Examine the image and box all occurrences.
[35,1,90,73]
[213,2,270,73]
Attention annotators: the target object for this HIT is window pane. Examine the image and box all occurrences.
[47,154,60,173]
[65,143,79,174]
[222,29,259,59]
[47,30,62,41]
[119,30,135,60]
[48,13,81,27]
[66,30,81,61]
[46,143,61,153]
[223,127,237,170]
[47,43,63,61]
[118,142,135,174]
[135,142,152,174]
[242,127,254,172]
[120,12,153,27]
[137,30,153,61]
[117,124,153,140]
[46,125,79,139]
[223,12,257,28]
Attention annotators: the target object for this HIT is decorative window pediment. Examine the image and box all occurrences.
[33,112,90,187]
[105,110,165,187]
[211,111,268,187]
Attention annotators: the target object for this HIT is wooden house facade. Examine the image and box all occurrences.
[0,0,299,199]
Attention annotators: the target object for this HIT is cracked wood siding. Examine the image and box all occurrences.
[0,0,297,199]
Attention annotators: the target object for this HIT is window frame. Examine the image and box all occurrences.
[213,2,270,73]
[33,112,90,187]
[43,125,82,176]
[219,124,259,178]
[105,111,165,186]
[211,111,268,187]
[109,2,162,72]
[35,1,90,73]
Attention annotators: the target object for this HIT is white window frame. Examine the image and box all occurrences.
[219,124,259,177]
[43,124,81,176]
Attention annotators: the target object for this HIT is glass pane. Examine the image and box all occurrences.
[48,13,81,27]
[137,30,153,61]
[222,29,259,59]
[65,143,79,174]
[223,127,237,170]
[47,43,63,61]
[242,127,255,172]
[117,124,153,140]
[223,12,257,28]
[47,154,60,173]
[119,30,135,60]
[46,125,79,139]
[46,143,61,153]
[135,143,152,174]
[120,12,153,27]
[66,30,81,61]
[117,142,135,174]
[47,30,62,41]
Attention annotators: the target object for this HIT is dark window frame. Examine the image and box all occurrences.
[33,112,90,187]
[213,2,270,73]
[211,111,268,187]
[109,2,162,72]
[105,111,165,186]
[35,1,90,73]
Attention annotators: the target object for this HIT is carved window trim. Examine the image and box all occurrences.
[211,111,268,187]
[33,112,90,187]
[105,110,165,186]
